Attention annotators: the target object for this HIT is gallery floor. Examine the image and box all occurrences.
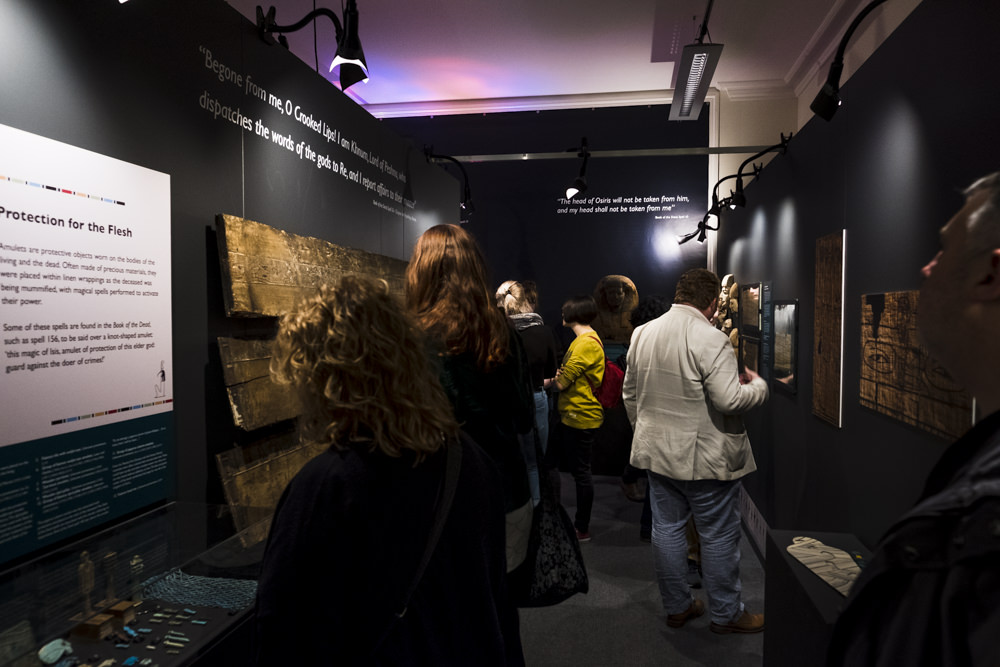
[520,474,765,667]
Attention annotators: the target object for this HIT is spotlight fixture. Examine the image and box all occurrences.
[677,213,719,245]
[713,132,791,210]
[810,0,886,121]
[566,137,590,200]
[707,192,724,217]
[730,178,746,208]
[425,148,475,223]
[331,0,368,89]
[256,2,369,91]
[669,0,723,122]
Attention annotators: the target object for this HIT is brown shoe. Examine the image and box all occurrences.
[666,599,705,628]
[710,610,765,634]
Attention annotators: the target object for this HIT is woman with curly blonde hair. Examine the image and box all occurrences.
[407,225,535,574]
[255,274,524,666]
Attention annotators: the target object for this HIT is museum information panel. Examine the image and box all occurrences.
[0,123,173,564]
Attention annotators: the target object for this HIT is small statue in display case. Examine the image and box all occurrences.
[78,550,95,617]
[129,554,144,601]
[100,551,118,608]
[715,274,740,356]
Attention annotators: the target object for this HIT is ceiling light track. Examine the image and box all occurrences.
[436,145,778,164]
[679,133,792,245]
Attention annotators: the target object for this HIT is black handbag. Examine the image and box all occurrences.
[514,429,589,607]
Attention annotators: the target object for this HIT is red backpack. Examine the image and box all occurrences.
[584,334,624,409]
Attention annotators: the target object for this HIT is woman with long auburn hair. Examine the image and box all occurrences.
[406,224,535,575]
[255,274,524,666]
[406,224,512,370]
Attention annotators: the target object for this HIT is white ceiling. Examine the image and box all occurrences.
[225,0,881,117]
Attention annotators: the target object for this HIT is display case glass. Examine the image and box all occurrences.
[739,282,761,337]
[0,502,266,667]
[773,299,799,394]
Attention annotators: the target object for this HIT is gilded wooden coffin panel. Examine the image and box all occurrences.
[216,214,408,317]
[215,433,329,547]
[217,337,301,431]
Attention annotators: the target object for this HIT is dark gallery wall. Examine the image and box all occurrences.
[716,0,1000,548]
[0,0,457,516]
[386,107,709,334]
[386,108,710,475]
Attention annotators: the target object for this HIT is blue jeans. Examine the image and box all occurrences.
[647,472,744,623]
[533,390,549,457]
[519,390,550,506]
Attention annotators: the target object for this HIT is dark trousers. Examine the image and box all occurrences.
[559,422,596,533]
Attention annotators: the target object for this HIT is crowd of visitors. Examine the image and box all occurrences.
[254,173,1000,664]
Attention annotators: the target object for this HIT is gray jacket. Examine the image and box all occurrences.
[623,303,768,481]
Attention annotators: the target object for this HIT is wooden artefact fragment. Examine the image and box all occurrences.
[859,291,972,440]
[107,600,136,627]
[0,620,35,667]
[72,613,114,640]
[813,232,845,427]
[215,432,329,546]
[216,214,409,318]
[217,337,300,431]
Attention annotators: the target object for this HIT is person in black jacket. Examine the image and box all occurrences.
[255,274,524,666]
[496,279,560,506]
[828,172,1000,666]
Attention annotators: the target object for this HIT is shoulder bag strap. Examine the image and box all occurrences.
[372,438,463,655]
[585,333,604,350]
[583,334,605,394]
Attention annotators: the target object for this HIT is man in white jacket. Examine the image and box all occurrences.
[623,268,769,634]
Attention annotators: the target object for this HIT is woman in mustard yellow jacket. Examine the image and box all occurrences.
[544,295,604,541]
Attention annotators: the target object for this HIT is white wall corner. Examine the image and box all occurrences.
[716,96,796,189]
[794,0,923,128]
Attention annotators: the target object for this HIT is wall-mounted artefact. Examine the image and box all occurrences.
[859,291,973,440]
[740,336,761,375]
[213,213,412,544]
[740,282,762,338]
[215,433,328,548]
[813,231,846,427]
[217,337,300,431]
[216,214,409,318]
[737,281,762,376]
[773,300,799,394]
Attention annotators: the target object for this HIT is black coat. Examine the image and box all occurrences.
[435,328,534,513]
[254,433,524,666]
[827,411,1000,667]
